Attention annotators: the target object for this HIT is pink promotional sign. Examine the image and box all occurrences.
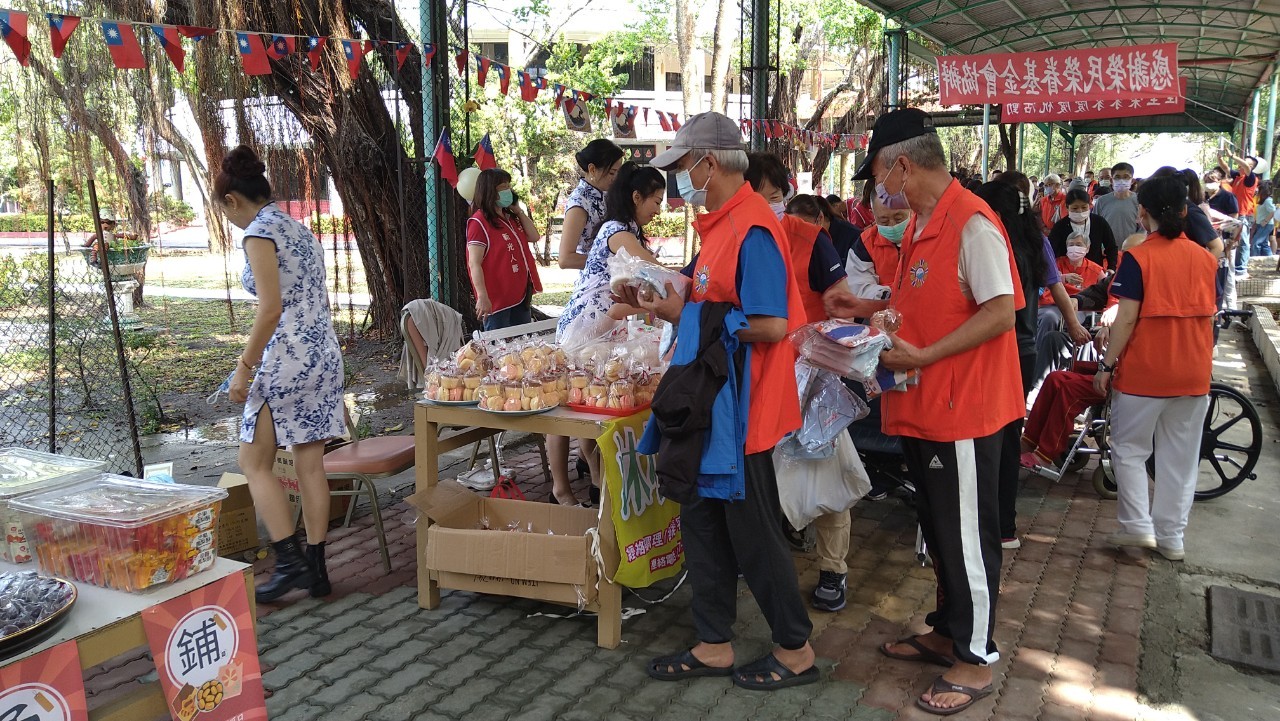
[0,641,89,721]
[937,43,1185,121]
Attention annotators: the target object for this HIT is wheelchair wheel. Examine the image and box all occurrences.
[1193,382,1262,500]
[1091,407,1119,499]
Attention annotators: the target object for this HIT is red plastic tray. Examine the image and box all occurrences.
[564,402,651,417]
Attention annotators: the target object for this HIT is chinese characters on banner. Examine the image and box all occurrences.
[142,574,267,721]
[0,641,89,721]
[937,43,1185,122]
[598,410,684,587]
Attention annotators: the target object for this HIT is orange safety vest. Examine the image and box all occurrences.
[691,183,805,454]
[882,179,1026,442]
[467,211,543,314]
[1113,232,1217,397]
[1228,176,1258,218]
[1038,256,1105,305]
[861,225,902,286]
[1038,193,1067,231]
[779,214,827,323]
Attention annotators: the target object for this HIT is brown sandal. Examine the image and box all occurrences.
[879,635,955,667]
[916,675,994,716]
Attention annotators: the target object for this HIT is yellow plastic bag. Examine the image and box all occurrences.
[599,410,684,587]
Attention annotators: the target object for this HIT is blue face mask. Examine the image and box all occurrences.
[676,157,710,207]
[878,217,909,244]
[498,189,515,208]
[876,161,911,211]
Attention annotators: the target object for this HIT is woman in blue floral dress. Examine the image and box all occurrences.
[220,145,345,604]
[547,162,667,505]
[556,139,625,270]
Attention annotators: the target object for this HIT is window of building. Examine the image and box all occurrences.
[477,42,508,66]
[665,72,682,92]
[617,48,655,91]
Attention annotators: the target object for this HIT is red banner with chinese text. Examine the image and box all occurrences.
[0,641,89,721]
[937,43,1184,121]
[143,574,267,721]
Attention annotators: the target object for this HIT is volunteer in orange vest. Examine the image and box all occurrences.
[835,108,1025,715]
[465,168,543,331]
[1037,173,1067,231]
[1219,151,1260,277]
[636,112,818,691]
[1094,175,1217,562]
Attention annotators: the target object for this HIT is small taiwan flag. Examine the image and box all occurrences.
[151,25,186,72]
[264,34,294,60]
[494,63,511,95]
[101,21,144,69]
[340,39,366,80]
[176,26,214,42]
[395,42,414,71]
[517,71,542,102]
[236,32,271,76]
[474,133,497,171]
[305,36,326,71]
[1,10,32,66]
[47,13,79,59]
[433,129,458,187]
[476,55,491,87]
[422,43,436,67]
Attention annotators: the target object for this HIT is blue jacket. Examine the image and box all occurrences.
[639,301,751,500]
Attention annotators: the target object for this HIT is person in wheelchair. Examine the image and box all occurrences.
[1094,175,1217,562]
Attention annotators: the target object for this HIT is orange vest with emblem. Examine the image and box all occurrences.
[779,214,827,323]
[861,225,902,285]
[691,183,805,454]
[467,211,543,314]
[1113,232,1216,397]
[883,180,1026,442]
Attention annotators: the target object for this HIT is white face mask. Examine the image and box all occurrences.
[1066,246,1088,263]
[768,200,786,220]
[1112,178,1132,193]
[1068,210,1089,224]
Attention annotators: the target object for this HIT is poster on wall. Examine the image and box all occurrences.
[142,574,267,721]
[0,641,89,721]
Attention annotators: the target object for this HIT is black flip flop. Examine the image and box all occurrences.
[731,654,820,691]
[915,675,994,716]
[879,636,955,667]
[646,649,734,681]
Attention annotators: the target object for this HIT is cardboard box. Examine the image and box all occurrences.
[406,481,601,607]
[217,473,260,557]
[273,449,352,522]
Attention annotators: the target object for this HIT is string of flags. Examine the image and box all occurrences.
[0,8,432,79]
[0,7,872,152]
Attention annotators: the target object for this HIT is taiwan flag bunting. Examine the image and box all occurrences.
[474,133,497,171]
[657,112,672,132]
[264,34,294,60]
[395,42,414,70]
[101,21,144,69]
[177,26,214,41]
[495,63,510,95]
[454,48,468,76]
[236,32,271,75]
[340,38,366,79]
[432,129,458,187]
[151,25,186,72]
[422,43,436,66]
[574,89,593,103]
[47,14,78,59]
[476,55,491,86]
[517,71,541,101]
[552,84,566,109]
[1,10,31,66]
[305,36,326,71]
[670,114,682,131]
[643,107,650,125]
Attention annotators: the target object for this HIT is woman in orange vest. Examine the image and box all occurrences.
[1094,175,1217,562]
[1036,173,1067,231]
[465,169,543,331]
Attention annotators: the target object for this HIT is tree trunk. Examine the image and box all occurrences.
[708,0,732,114]
[674,0,702,116]
[997,123,1017,174]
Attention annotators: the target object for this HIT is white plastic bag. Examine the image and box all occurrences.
[773,434,872,530]
[607,248,691,300]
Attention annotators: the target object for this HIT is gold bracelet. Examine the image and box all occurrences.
[238,356,256,372]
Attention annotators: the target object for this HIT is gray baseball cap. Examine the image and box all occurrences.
[649,112,744,170]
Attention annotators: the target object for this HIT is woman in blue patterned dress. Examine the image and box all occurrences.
[221,145,345,604]
[546,163,667,505]
[556,139,625,270]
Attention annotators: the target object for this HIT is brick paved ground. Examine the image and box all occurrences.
[83,435,1173,720]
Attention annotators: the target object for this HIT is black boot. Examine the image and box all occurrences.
[305,542,331,598]
[255,535,316,604]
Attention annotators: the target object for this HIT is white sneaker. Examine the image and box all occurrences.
[1107,532,1156,549]
[1001,537,1022,549]
[1155,545,1185,561]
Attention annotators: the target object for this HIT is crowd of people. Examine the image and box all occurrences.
[221,102,1272,715]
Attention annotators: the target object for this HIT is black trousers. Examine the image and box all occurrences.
[682,450,813,649]
[998,352,1036,538]
[903,431,1003,666]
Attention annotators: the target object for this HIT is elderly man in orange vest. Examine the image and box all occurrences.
[834,108,1026,715]
[632,111,819,691]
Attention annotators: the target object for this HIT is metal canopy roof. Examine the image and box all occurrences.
[860,0,1280,134]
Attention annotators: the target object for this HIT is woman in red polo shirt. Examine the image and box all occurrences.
[1094,175,1217,562]
[466,169,543,331]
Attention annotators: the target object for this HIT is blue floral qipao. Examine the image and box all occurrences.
[566,179,607,255]
[239,204,345,446]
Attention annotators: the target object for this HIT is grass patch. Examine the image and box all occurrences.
[533,290,571,307]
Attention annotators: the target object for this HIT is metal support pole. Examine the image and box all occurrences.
[46,179,56,454]
[1067,133,1077,172]
[1017,123,1026,172]
[422,0,448,303]
[1043,125,1052,177]
[887,31,903,110]
[1249,88,1261,156]
[749,0,770,150]
[981,104,991,180]
[1265,70,1277,180]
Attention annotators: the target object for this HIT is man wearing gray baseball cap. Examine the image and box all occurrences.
[634,111,817,690]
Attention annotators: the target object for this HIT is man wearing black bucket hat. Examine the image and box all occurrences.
[830,108,1025,715]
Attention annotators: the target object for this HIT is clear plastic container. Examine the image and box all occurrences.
[0,448,107,563]
[12,474,228,592]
